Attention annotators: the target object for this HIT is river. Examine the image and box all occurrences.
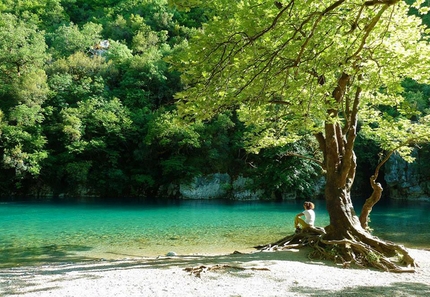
[1,199,429,268]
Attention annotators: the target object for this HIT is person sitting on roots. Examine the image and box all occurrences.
[294,201,315,232]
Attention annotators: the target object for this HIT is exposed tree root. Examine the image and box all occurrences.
[256,227,417,273]
[184,264,270,278]
[255,227,325,250]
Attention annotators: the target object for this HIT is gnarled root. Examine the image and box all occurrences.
[256,228,417,273]
[312,238,417,273]
[255,227,325,250]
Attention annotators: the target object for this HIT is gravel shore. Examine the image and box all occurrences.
[1,248,429,297]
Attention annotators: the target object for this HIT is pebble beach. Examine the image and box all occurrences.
[1,248,429,297]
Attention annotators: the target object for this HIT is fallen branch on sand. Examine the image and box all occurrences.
[184,264,270,278]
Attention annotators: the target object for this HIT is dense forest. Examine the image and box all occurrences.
[0,0,429,201]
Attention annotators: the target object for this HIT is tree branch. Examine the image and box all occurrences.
[346,3,391,63]
[281,152,324,168]
[294,0,346,66]
[364,0,400,6]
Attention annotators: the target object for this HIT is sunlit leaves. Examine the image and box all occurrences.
[48,22,102,58]
[0,13,48,79]
[360,110,430,162]
[104,40,133,62]
[147,110,202,148]
[237,104,302,153]
[61,97,132,152]
[173,0,430,161]
[168,0,203,12]
[47,52,108,78]
[46,52,109,108]
[2,144,48,175]
[0,12,49,177]
[1,105,48,176]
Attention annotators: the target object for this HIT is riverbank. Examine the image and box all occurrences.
[1,248,429,297]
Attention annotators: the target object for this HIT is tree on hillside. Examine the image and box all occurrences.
[0,13,49,192]
[0,0,68,28]
[43,52,133,198]
[171,0,430,272]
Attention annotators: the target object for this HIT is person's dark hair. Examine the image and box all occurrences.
[304,201,315,210]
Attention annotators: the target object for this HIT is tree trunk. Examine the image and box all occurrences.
[359,151,393,229]
[324,177,363,240]
[359,175,383,230]
[259,167,417,272]
[258,73,417,272]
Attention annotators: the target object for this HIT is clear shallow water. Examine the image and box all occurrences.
[0,199,429,268]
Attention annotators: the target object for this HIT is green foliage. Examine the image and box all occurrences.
[45,53,109,124]
[0,13,49,90]
[40,95,133,198]
[249,139,322,199]
[0,0,68,28]
[359,78,430,162]
[60,97,127,145]
[365,250,381,264]
[1,0,429,202]
[47,22,103,58]
[147,111,201,148]
[0,12,49,180]
[173,0,430,162]
[402,78,430,115]
[103,40,133,62]
[1,103,48,176]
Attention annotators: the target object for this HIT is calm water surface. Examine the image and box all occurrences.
[0,199,429,267]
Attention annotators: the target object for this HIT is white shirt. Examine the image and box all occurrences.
[303,209,315,226]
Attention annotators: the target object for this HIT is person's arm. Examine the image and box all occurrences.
[295,212,304,218]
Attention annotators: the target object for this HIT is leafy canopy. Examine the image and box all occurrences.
[0,12,50,176]
[172,0,430,157]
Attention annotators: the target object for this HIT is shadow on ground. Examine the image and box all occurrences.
[0,244,95,268]
[1,249,429,297]
[1,247,311,274]
[291,282,430,297]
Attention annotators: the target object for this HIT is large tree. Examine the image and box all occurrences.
[171,0,430,271]
[0,12,49,190]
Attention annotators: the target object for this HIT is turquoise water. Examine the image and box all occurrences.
[0,199,429,268]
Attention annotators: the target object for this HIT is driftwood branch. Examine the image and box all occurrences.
[184,264,270,278]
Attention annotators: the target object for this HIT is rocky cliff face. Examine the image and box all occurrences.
[178,149,430,202]
[384,151,430,201]
[179,173,232,199]
[179,173,265,200]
